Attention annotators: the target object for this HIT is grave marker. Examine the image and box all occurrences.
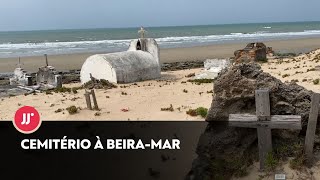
[229,89,302,170]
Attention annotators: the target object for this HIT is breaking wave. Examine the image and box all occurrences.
[1,30,320,58]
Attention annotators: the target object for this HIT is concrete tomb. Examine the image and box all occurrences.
[36,54,62,89]
[9,58,32,86]
[80,38,160,84]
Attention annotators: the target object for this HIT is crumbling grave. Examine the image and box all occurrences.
[234,43,273,63]
[187,63,315,180]
[3,55,63,96]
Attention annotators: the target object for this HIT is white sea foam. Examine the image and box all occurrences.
[1,30,320,58]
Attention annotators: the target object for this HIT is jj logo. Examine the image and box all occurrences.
[14,106,41,134]
[21,113,35,125]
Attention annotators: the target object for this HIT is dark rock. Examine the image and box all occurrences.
[187,63,314,180]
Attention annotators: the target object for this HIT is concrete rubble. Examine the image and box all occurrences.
[193,59,231,80]
[234,42,273,63]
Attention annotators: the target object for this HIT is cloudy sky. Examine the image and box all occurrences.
[0,0,319,31]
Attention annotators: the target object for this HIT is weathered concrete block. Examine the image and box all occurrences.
[36,65,62,88]
[194,59,231,80]
[9,68,29,86]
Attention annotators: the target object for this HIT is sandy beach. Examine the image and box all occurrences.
[1,47,320,121]
[0,68,213,121]
[2,37,320,73]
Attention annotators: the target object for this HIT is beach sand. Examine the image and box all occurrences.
[2,37,320,72]
[0,68,213,121]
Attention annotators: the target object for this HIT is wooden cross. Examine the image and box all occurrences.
[304,93,320,165]
[16,57,23,68]
[44,54,49,66]
[84,89,99,110]
[228,89,302,170]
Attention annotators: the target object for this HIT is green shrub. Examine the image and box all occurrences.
[186,107,208,118]
[282,74,290,78]
[66,106,78,115]
[186,109,197,116]
[265,152,278,171]
[187,79,214,84]
[196,107,208,118]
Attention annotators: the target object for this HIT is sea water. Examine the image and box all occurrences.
[1,21,320,58]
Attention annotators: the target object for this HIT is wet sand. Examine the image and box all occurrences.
[1,37,320,72]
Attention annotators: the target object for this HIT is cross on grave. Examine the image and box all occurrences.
[16,57,23,68]
[84,89,99,111]
[304,93,320,165]
[138,26,147,39]
[44,54,49,66]
[228,89,302,170]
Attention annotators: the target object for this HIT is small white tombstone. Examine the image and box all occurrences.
[194,59,231,80]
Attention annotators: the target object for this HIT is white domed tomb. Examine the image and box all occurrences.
[80,38,160,84]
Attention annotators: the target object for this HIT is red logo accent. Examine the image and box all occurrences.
[13,106,41,134]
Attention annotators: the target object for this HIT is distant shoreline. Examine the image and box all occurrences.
[1,37,320,73]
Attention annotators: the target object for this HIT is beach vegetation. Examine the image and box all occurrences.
[72,87,82,94]
[45,90,53,95]
[83,79,117,89]
[66,105,78,115]
[54,86,72,93]
[282,74,290,78]
[55,108,63,113]
[275,52,297,57]
[256,57,268,63]
[307,68,315,72]
[183,89,188,93]
[185,73,195,78]
[207,90,213,94]
[187,79,214,85]
[313,79,320,85]
[161,104,174,112]
[196,107,208,118]
[265,152,278,171]
[186,109,197,116]
[186,107,208,118]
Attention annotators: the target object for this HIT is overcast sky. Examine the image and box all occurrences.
[0,0,320,31]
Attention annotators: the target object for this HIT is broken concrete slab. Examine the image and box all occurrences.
[193,59,231,80]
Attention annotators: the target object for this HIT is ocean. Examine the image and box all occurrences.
[1,21,320,58]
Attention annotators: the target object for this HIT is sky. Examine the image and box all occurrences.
[0,0,320,31]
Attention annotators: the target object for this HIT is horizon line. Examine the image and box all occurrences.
[1,20,320,33]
